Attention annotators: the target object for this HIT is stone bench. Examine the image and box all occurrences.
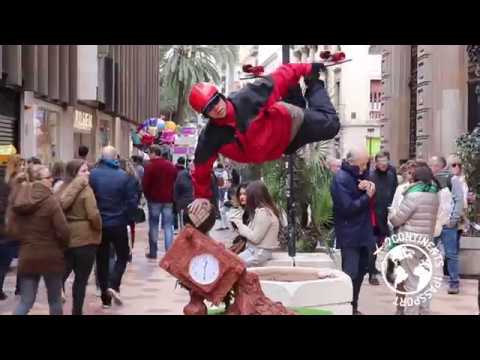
[264,251,339,269]
[250,266,353,315]
[460,236,480,276]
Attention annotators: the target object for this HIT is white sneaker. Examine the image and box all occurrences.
[107,288,123,306]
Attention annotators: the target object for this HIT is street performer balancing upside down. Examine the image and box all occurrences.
[188,62,340,215]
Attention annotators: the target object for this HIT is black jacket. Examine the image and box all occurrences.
[369,168,398,236]
[174,170,218,213]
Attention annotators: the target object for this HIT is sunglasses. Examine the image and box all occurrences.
[202,93,221,116]
[451,163,461,168]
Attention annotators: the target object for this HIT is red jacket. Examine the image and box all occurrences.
[143,158,178,203]
[192,63,313,199]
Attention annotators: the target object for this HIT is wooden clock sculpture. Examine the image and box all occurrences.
[159,203,294,315]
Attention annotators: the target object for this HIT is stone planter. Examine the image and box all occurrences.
[249,266,353,315]
[460,236,480,276]
[264,252,337,269]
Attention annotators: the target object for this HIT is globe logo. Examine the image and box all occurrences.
[381,244,434,296]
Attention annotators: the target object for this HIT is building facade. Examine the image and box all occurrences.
[376,45,469,165]
[0,45,160,167]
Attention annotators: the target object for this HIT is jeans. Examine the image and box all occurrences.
[94,244,116,290]
[435,227,460,288]
[14,273,63,315]
[341,246,370,312]
[0,241,16,292]
[148,202,174,255]
[238,244,273,267]
[96,226,129,300]
[64,245,97,315]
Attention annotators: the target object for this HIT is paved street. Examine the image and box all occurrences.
[0,222,478,315]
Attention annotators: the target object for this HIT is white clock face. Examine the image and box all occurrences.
[189,254,220,285]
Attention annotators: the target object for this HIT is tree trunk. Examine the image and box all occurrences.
[174,82,185,125]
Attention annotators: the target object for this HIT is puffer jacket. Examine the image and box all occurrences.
[58,176,102,248]
[389,182,439,236]
[11,181,70,274]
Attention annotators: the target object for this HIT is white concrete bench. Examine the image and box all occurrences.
[460,236,480,276]
[250,266,353,315]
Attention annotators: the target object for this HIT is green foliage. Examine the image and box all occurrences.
[456,126,480,229]
[159,45,239,124]
[261,142,334,252]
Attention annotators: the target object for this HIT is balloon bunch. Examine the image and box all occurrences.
[132,117,178,152]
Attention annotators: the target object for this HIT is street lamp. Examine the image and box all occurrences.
[282,45,296,265]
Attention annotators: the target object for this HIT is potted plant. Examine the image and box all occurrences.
[456,126,480,277]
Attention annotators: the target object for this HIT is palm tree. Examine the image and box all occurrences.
[159,45,239,124]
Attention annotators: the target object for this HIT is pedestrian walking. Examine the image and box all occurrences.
[1,155,27,299]
[143,145,177,258]
[89,146,137,308]
[119,159,142,260]
[57,160,102,315]
[428,155,464,294]
[389,162,439,315]
[51,161,66,193]
[367,151,398,285]
[11,164,70,315]
[230,181,280,267]
[214,163,229,230]
[330,148,376,315]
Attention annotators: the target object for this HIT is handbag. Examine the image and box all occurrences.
[134,207,146,224]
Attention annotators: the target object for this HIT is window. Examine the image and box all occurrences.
[34,109,59,166]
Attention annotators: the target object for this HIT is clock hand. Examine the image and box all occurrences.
[203,261,208,280]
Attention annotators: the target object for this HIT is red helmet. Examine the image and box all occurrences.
[189,83,219,114]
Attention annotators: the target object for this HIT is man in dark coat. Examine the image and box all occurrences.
[367,151,398,285]
[331,147,376,315]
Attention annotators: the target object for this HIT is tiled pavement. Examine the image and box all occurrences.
[0,222,478,315]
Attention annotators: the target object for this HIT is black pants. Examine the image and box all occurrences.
[284,80,340,155]
[341,246,370,311]
[96,226,129,301]
[63,244,97,315]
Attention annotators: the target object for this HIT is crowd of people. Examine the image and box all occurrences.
[329,149,472,315]
[0,143,254,315]
[0,139,475,316]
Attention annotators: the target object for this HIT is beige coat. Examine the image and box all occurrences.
[233,207,279,250]
[389,183,439,236]
[58,176,102,248]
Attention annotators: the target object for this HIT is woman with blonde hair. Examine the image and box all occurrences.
[57,159,101,315]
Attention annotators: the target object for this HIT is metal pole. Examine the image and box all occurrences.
[282,45,296,265]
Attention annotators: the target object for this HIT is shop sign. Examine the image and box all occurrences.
[74,110,93,132]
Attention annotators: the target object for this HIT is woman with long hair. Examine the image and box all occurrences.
[57,160,101,315]
[230,180,280,267]
[12,164,70,315]
[227,183,249,253]
[119,159,141,260]
[388,161,440,315]
[51,161,66,193]
[0,155,26,299]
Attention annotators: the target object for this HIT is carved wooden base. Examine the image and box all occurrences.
[183,291,207,315]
